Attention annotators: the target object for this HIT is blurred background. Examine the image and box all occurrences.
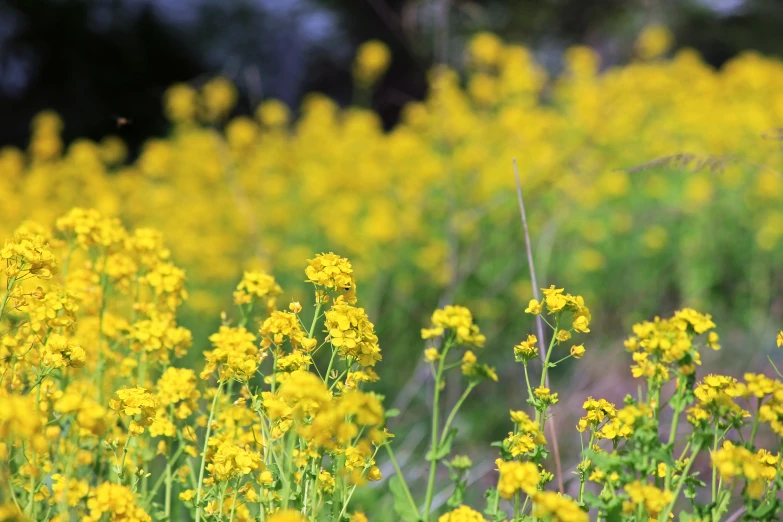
[3,0,783,515]
[4,0,783,150]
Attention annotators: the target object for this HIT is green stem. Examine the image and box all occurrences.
[117,434,133,485]
[423,341,452,519]
[578,432,595,503]
[147,444,185,503]
[539,327,559,389]
[440,383,476,446]
[660,443,702,521]
[384,444,418,517]
[749,398,762,447]
[195,381,224,522]
[282,431,297,509]
[535,326,559,427]
[308,302,322,339]
[522,363,534,401]
[25,376,44,518]
[229,478,240,522]
[0,276,17,320]
[164,459,173,518]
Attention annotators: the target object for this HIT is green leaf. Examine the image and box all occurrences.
[446,480,466,508]
[389,476,420,522]
[747,498,779,520]
[385,408,401,418]
[426,428,457,461]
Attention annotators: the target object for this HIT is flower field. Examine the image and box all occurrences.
[2,28,783,521]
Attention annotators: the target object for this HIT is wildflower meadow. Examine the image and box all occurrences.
[2,25,783,522]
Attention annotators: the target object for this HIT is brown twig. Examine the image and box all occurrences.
[513,158,564,494]
[724,507,745,522]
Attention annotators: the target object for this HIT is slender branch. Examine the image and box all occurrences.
[513,158,564,493]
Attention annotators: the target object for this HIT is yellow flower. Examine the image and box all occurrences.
[201,326,260,382]
[424,348,440,362]
[777,331,783,348]
[354,40,391,86]
[200,77,237,122]
[109,387,158,435]
[233,270,283,311]
[267,509,309,522]
[534,386,559,406]
[570,344,586,359]
[439,504,487,522]
[496,460,539,499]
[83,483,151,522]
[424,305,485,347]
[572,315,590,333]
[636,25,673,60]
[1,231,58,280]
[324,298,382,367]
[532,491,588,522]
[305,253,357,303]
[514,334,539,362]
[525,299,542,315]
[468,32,504,67]
[624,481,673,518]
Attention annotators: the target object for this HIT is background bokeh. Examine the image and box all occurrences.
[3,0,783,514]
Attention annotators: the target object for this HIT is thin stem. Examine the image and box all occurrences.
[195,381,224,522]
[117,435,133,485]
[423,340,451,519]
[660,443,702,521]
[384,444,418,516]
[514,159,565,495]
[308,301,322,339]
[522,363,534,400]
[749,397,762,447]
[578,432,595,503]
[282,430,297,509]
[440,383,476,446]
[0,275,17,320]
[229,478,240,522]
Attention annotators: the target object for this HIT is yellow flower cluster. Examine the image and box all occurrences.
[596,404,651,441]
[109,387,158,435]
[324,298,382,367]
[625,308,719,382]
[532,491,588,522]
[712,440,778,499]
[207,442,263,482]
[504,410,545,456]
[496,460,539,499]
[1,232,57,280]
[83,482,151,522]
[438,505,487,522]
[513,334,538,362]
[128,312,192,364]
[525,286,591,328]
[687,374,750,427]
[354,40,391,86]
[576,397,616,432]
[233,270,283,309]
[421,305,486,347]
[42,333,86,368]
[623,481,673,518]
[201,326,260,382]
[305,253,356,304]
[260,311,317,352]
